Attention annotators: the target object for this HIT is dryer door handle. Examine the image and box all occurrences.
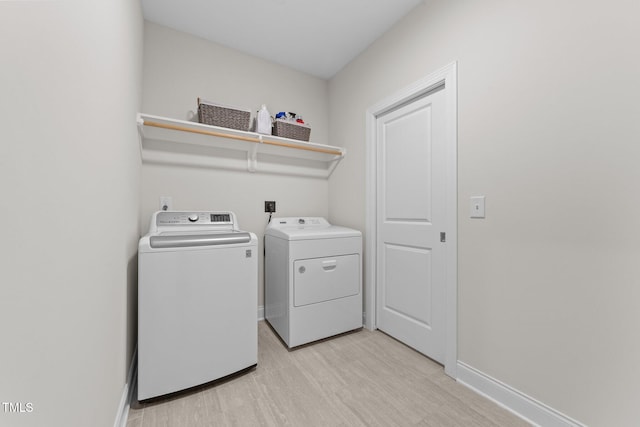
[322,260,337,271]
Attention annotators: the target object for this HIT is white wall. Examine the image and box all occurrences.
[0,1,142,426]
[141,22,332,308]
[329,1,640,426]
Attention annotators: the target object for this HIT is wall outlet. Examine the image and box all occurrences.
[264,201,276,213]
[159,196,173,211]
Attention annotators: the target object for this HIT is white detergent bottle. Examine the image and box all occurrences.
[256,104,272,135]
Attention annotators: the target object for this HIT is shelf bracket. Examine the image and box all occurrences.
[247,135,261,172]
[326,149,345,177]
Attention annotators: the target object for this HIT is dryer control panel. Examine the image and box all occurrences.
[271,217,328,227]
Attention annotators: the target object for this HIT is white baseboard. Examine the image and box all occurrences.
[457,362,585,427]
[114,347,137,427]
[258,305,264,321]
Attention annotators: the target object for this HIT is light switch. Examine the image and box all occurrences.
[470,196,485,218]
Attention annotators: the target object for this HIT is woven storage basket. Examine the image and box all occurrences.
[197,98,251,131]
[273,119,311,141]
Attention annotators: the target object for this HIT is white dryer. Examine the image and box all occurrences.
[265,217,362,348]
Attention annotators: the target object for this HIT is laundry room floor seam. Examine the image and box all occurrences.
[126,321,530,427]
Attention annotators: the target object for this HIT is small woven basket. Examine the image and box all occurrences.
[197,98,251,131]
[273,119,311,141]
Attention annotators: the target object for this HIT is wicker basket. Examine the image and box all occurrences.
[197,98,251,131]
[273,119,311,141]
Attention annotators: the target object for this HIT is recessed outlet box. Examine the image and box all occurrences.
[159,196,172,211]
[264,201,276,213]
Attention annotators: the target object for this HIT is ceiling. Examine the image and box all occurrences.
[141,0,424,79]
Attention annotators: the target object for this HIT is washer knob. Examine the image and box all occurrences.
[188,214,199,222]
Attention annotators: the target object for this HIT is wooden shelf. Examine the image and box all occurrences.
[137,113,344,178]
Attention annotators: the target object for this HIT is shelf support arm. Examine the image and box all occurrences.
[247,135,261,172]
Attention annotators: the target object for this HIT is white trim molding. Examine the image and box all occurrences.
[257,305,265,321]
[457,362,587,427]
[365,61,458,378]
[113,348,137,427]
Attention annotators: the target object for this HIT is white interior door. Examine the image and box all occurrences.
[376,86,446,363]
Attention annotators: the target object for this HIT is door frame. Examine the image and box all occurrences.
[365,62,458,378]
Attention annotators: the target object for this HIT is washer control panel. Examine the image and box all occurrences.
[149,211,238,233]
[155,211,233,226]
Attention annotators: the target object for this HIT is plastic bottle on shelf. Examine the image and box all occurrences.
[256,104,272,135]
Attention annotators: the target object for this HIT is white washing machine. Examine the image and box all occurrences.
[265,217,362,348]
[138,211,257,401]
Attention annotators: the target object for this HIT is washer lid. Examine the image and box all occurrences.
[265,217,361,240]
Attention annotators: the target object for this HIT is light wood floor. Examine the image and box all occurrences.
[127,321,529,426]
